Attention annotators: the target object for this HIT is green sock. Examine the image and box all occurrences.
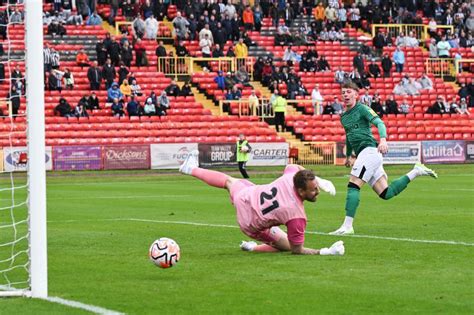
[345,186,360,218]
[380,175,410,200]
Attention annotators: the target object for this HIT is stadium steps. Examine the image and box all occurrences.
[276,130,322,163]
[101,20,116,35]
[250,81,272,98]
[190,86,224,116]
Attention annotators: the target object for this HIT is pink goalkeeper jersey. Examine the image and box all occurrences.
[234,165,306,235]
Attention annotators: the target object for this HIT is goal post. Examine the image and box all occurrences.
[0,0,47,298]
[26,0,47,299]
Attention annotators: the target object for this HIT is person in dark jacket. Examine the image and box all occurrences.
[385,95,399,114]
[7,85,20,116]
[121,41,133,67]
[368,60,381,78]
[55,97,74,117]
[101,58,116,89]
[381,53,392,77]
[95,40,108,66]
[87,61,102,90]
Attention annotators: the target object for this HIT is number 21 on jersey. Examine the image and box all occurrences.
[260,187,279,215]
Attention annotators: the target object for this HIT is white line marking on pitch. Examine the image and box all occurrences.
[0,285,124,315]
[49,218,474,247]
[44,296,124,315]
[47,195,192,201]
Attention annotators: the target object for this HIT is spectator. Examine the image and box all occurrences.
[102,59,116,89]
[323,101,336,115]
[199,34,212,57]
[385,95,399,114]
[87,61,102,90]
[230,85,242,100]
[107,82,123,102]
[331,96,344,115]
[448,97,463,114]
[283,46,300,64]
[368,59,381,78]
[76,49,89,68]
[95,40,107,66]
[111,98,125,117]
[121,41,133,68]
[47,20,66,37]
[66,10,83,25]
[334,67,346,84]
[254,6,263,32]
[395,32,407,47]
[54,97,74,117]
[74,102,89,118]
[418,73,433,90]
[393,80,407,96]
[62,68,74,90]
[144,14,158,39]
[7,85,20,116]
[381,53,392,77]
[118,63,130,87]
[272,90,287,132]
[87,11,102,25]
[248,90,259,115]
[9,7,23,23]
[459,98,471,115]
[371,95,385,117]
[428,38,438,58]
[427,96,447,114]
[311,85,324,115]
[134,39,148,67]
[406,78,422,95]
[87,92,100,110]
[235,38,248,58]
[373,30,387,56]
[120,79,132,98]
[318,56,330,72]
[349,68,362,88]
[352,52,365,74]
[132,14,145,38]
[130,79,142,96]
[348,2,361,29]
[360,90,373,107]
[243,6,254,30]
[275,24,292,46]
[47,70,62,91]
[50,48,60,70]
[437,35,451,58]
[214,71,226,90]
[399,99,410,114]
[143,98,156,116]
[212,44,225,57]
[180,82,193,96]
[393,46,405,73]
[165,80,181,97]
[157,91,170,115]
[226,44,236,57]
[108,36,121,66]
[172,12,189,40]
[127,96,142,116]
[234,67,251,86]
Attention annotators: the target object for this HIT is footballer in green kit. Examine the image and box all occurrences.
[330,82,438,235]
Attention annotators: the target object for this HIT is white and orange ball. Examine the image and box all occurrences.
[149,238,180,268]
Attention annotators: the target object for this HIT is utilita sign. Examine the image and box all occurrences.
[422,141,465,163]
[103,145,150,170]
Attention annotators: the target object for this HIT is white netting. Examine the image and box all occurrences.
[0,2,30,293]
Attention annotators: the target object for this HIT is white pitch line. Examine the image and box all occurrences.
[0,285,124,315]
[44,296,124,315]
[50,218,474,247]
[47,195,192,201]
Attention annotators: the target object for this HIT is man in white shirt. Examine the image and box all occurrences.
[200,34,212,57]
[199,24,214,43]
[311,85,324,115]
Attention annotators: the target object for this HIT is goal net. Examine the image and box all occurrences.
[0,0,47,298]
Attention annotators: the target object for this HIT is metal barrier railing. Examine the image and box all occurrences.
[157,57,255,80]
[298,142,337,165]
[425,58,456,79]
[455,58,474,75]
[219,98,274,120]
[371,24,454,42]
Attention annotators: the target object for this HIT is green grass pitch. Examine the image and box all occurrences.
[0,164,473,314]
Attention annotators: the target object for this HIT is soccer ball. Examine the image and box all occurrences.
[149,238,180,268]
[241,145,250,153]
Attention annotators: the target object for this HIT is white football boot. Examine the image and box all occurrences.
[240,241,257,252]
[413,163,438,179]
[329,226,355,235]
[179,150,199,175]
[328,240,345,256]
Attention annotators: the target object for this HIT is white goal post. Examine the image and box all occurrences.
[0,0,47,298]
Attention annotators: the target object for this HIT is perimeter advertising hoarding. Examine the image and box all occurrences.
[247,142,289,166]
[150,143,198,169]
[3,146,53,172]
[422,141,466,164]
[198,143,237,168]
[383,142,421,164]
[103,145,150,170]
[53,146,102,171]
[465,141,474,163]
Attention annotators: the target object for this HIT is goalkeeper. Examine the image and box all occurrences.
[179,151,344,256]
